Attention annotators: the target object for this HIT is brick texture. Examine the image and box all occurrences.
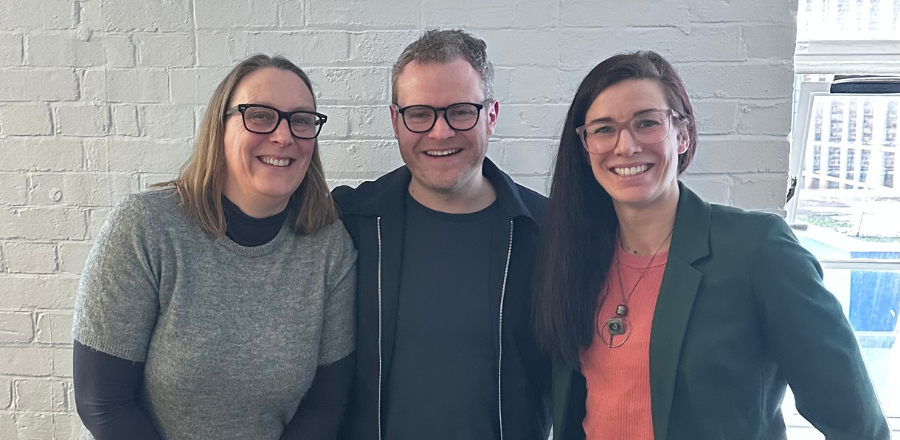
[0,1,797,437]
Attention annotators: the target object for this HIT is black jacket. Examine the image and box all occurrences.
[333,158,552,440]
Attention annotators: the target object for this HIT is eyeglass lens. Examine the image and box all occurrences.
[581,111,672,153]
[242,106,322,138]
[402,103,481,132]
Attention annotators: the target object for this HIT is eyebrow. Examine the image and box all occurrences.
[283,105,317,113]
[586,108,663,124]
[241,102,316,112]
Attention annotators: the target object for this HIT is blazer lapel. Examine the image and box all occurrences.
[649,182,711,440]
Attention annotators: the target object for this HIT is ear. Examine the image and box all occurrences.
[390,105,401,139]
[485,100,499,136]
[676,126,689,154]
[677,136,689,154]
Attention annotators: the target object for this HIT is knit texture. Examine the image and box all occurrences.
[72,188,357,440]
[581,245,668,440]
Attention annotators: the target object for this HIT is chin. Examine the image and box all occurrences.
[420,181,458,195]
[257,184,301,200]
[616,187,673,207]
[428,173,473,194]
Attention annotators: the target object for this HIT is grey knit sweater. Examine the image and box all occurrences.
[72,188,356,440]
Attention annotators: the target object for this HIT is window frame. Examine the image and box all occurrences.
[795,40,900,75]
[789,8,900,426]
[787,86,900,430]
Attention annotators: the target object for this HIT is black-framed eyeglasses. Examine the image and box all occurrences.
[575,109,680,155]
[224,104,328,139]
[392,101,490,133]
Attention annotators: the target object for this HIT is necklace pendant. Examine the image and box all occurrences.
[616,304,628,317]
[606,317,625,337]
[599,315,631,348]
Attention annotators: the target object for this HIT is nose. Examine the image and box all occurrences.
[269,117,295,145]
[612,127,641,156]
[427,111,456,140]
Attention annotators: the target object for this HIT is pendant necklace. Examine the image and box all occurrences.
[598,227,674,348]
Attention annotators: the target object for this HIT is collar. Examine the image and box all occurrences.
[336,157,537,227]
[669,181,712,265]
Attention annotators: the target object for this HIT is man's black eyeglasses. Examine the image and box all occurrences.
[392,102,489,133]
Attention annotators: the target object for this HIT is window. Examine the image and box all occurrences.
[795,0,900,75]
[788,1,900,437]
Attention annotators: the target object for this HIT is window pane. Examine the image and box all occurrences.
[798,0,900,40]
[796,94,899,240]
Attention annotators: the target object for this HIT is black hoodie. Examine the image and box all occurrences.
[333,158,552,440]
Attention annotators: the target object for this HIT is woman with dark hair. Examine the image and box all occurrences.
[534,51,888,440]
[72,54,356,440]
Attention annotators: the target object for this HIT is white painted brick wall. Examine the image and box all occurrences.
[0,0,797,437]
[0,104,54,136]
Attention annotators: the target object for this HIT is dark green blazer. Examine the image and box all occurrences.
[553,182,889,440]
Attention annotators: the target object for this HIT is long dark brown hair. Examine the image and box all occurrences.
[532,51,697,368]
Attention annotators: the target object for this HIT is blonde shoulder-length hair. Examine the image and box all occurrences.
[157,54,337,237]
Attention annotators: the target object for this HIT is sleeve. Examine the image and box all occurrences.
[73,341,165,440]
[749,214,890,439]
[72,196,161,362]
[317,221,358,366]
[280,353,355,440]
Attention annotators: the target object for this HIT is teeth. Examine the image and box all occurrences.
[260,157,292,167]
[425,149,460,157]
[613,165,649,176]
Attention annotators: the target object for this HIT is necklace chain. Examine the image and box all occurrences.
[614,226,675,316]
[598,227,674,348]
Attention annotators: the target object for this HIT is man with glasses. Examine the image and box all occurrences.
[333,29,552,440]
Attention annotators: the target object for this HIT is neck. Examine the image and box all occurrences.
[614,190,680,257]
[408,172,496,214]
[223,191,289,219]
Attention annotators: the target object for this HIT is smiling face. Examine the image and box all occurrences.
[391,57,499,203]
[584,78,688,213]
[222,67,316,218]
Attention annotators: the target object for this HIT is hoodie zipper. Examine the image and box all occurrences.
[376,216,383,440]
[498,220,514,440]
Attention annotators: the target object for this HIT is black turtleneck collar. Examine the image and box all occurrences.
[222,197,290,247]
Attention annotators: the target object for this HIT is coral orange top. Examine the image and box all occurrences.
[580,245,668,440]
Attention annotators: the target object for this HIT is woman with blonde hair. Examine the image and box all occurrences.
[72,54,356,440]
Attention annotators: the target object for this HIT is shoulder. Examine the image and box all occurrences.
[332,167,410,216]
[514,183,548,222]
[703,204,801,271]
[299,218,356,261]
[115,187,181,217]
[102,188,182,236]
[331,184,362,210]
[331,180,377,211]
[707,203,787,239]
[708,203,773,223]
[306,218,353,246]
